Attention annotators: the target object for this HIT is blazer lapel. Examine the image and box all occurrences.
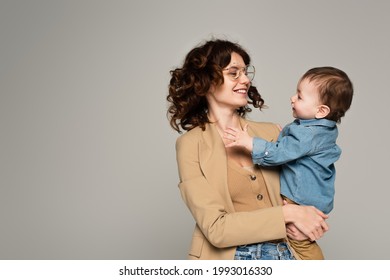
[199,122,235,212]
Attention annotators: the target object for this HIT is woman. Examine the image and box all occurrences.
[167,39,328,260]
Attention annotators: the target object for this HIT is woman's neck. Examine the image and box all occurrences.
[208,109,241,131]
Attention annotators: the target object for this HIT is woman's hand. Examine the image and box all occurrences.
[286,223,308,241]
[282,203,329,241]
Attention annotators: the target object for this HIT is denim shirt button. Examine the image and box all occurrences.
[256,194,263,200]
[250,175,256,181]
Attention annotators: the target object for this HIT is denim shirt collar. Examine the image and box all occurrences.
[294,118,337,128]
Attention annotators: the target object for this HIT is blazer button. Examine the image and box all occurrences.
[257,193,263,200]
[250,175,257,181]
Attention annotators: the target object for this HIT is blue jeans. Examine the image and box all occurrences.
[234,242,295,260]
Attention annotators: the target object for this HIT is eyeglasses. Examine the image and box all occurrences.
[223,65,255,81]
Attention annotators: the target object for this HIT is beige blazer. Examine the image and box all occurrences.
[176,118,292,260]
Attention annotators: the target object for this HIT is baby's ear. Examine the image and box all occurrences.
[315,105,330,119]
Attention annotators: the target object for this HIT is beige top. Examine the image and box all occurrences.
[227,162,272,212]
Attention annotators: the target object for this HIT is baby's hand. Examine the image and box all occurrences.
[223,124,253,152]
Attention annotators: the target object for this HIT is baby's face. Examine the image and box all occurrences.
[290,78,322,120]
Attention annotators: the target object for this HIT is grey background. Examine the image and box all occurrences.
[1,0,389,259]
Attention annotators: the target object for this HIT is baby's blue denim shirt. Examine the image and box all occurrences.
[252,118,341,214]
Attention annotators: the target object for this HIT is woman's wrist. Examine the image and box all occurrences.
[282,203,297,224]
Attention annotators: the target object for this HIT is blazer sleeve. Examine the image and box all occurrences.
[176,132,287,248]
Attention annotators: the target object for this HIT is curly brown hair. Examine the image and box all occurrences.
[167,39,265,133]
